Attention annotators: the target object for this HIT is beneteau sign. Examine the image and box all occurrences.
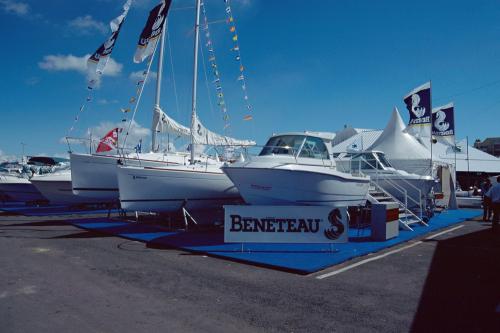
[224,206,349,243]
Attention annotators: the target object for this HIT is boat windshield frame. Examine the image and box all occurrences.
[373,152,394,169]
[259,135,330,160]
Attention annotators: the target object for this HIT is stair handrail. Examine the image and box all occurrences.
[369,179,425,226]
[341,154,424,217]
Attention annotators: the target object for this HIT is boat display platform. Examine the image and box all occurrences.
[66,209,481,274]
[0,203,120,217]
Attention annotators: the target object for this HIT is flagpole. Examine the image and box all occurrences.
[454,138,457,189]
[466,135,470,174]
[152,26,166,153]
[429,80,433,176]
[190,0,202,164]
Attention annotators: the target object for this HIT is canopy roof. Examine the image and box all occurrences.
[367,107,430,160]
[330,107,500,174]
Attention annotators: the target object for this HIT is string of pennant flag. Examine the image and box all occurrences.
[224,0,253,121]
[201,1,231,132]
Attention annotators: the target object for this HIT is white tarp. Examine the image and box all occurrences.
[152,106,191,138]
[192,114,255,146]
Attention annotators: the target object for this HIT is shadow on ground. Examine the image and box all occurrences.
[412,226,500,332]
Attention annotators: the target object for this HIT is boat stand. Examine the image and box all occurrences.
[181,201,198,231]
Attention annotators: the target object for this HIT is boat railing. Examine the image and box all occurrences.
[335,153,424,216]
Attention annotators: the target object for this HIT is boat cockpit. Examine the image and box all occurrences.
[259,134,330,160]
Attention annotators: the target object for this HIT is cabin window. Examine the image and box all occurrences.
[298,136,330,159]
[375,153,393,168]
[259,135,305,156]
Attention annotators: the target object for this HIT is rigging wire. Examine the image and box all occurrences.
[434,78,500,103]
[122,38,159,149]
[166,20,181,121]
[199,42,218,126]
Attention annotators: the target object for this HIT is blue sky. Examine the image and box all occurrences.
[0,0,499,158]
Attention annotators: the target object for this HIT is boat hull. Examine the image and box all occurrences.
[222,166,370,207]
[70,152,189,202]
[31,171,95,205]
[117,165,241,212]
[0,176,46,202]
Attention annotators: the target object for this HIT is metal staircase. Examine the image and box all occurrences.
[367,182,428,231]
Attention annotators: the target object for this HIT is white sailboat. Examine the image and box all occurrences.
[70,2,200,203]
[116,0,254,214]
[222,132,371,207]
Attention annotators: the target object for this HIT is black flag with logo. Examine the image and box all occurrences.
[87,0,131,86]
[432,102,455,146]
[134,0,172,63]
[403,82,431,137]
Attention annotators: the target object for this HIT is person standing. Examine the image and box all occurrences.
[481,178,492,221]
[485,176,500,231]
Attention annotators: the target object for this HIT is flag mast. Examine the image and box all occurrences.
[152,26,166,153]
[429,80,433,176]
[190,0,202,164]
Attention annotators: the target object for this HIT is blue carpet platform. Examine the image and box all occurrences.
[67,209,481,274]
[0,204,119,216]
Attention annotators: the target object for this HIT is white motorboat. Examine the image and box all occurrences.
[0,174,45,203]
[31,168,98,205]
[0,156,68,203]
[336,151,435,207]
[222,133,370,207]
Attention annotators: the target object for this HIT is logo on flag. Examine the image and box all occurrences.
[404,82,431,127]
[134,0,172,63]
[432,103,455,147]
[87,0,131,77]
[432,103,454,136]
[96,128,122,153]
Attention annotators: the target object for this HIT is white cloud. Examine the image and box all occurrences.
[38,54,121,76]
[0,148,18,162]
[68,15,107,35]
[38,54,123,88]
[129,70,157,83]
[0,0,29,16]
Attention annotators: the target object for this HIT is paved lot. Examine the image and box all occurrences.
[0,213,499,332]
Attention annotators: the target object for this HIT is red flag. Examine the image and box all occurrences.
[96,128,121,153]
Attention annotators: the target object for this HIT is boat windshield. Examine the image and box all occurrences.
[259,135,330,160]
[374,152,393,168]
[351,152,384,170]
[260,135,305,156]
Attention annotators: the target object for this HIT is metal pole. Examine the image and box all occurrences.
[454,139,457,189]
[190,0,202,165]
[466,135,470,174]
[429,80,433,177]
[152,26,166,153]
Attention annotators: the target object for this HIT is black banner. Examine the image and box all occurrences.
[134,0,172,63]
[432,104,455,137]
[403,82,431,127]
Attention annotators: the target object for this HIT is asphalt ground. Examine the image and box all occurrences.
[0,213,499,332]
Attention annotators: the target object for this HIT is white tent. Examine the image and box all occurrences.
[366,107,433,175]
[330,107,500,176]
[421,139,500,174]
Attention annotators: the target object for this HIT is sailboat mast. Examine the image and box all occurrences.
[190,0,202,164]
[152,26,166,153]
